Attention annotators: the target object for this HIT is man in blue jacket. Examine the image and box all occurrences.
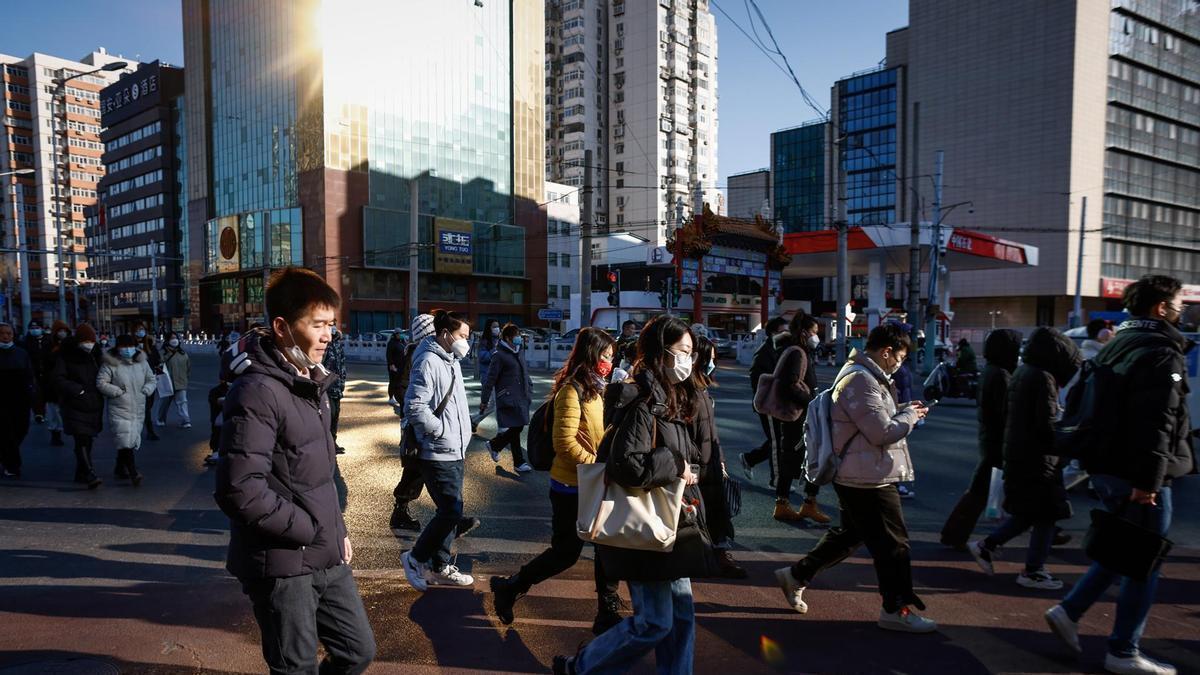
[215,267,375,674]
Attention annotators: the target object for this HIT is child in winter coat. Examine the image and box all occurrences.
[97,334,157,485]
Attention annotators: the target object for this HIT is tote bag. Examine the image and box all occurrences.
[576,462,687,552]
[155,372,174,398]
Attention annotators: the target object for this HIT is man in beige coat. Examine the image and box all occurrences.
[774,324,934,633]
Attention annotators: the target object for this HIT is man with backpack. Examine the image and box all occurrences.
[1045,275,1194,675]
[774,323,933,633]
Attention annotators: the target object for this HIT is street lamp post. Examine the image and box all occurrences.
[989,309,1002,331]
[52,61,127,324]
[2,169,36,329]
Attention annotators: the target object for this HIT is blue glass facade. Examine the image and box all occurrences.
[838,68,898,225]
[771,121,826,233]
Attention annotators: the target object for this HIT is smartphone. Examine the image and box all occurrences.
[924,399,939,408]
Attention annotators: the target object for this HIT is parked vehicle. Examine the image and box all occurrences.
[707,328,737,358]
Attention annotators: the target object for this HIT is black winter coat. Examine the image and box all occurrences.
[0,343,35,423]
[597,371,717,582]
[1002,328,1081,521]
[694,389,734,543]
[977,329,1021,470]
[51,338,105,437]
[1085,318,1195,492]
[480,342,533,428]
[214,329,347,580]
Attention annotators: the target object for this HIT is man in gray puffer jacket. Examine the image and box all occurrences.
[215,267,374,675]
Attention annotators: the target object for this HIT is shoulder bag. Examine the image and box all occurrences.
[400,369,457,458]
[754,346,808,421]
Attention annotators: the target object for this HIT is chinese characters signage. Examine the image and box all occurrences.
[435,218,473,275]
[102,74,159,114]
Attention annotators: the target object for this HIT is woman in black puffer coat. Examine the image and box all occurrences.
[968,327,1081,591]
[940,328,1022,549]
[51,329,105,488]
[555,316,715,675]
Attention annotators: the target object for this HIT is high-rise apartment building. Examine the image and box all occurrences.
[0,49,132,323]
[886,0,1199,327]
[545,180,580,323]
[544,0,719,259]
[726,168,769,220]
[85,62,186,334]
[183,0,547,334]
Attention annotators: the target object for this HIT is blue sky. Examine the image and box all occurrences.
[0,0,909,192]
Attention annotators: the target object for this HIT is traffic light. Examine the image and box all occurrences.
[670,279,680,307]
[658,280,669,309]
[607,284,619,307]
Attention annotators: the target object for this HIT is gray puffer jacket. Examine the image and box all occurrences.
[404,336,471,462]
[97,349,157,449]
[832,349,922,486]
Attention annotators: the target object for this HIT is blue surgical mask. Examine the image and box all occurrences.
[119,347,137,359]
[28,328,43,337]
[705,360,716,376]
[135,330,146,338]
[0,341,13,350]
[513,336,524,347]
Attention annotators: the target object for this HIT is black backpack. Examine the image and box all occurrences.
[1054,356,1132,460]
[526,382,582,471]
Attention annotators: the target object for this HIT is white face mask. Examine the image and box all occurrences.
[282,322,320,370]
[451,338,471,360]
[79,342,95,352]
[808,334,820,349]
[491,326,500,336]
[666,351,692,384]
[168,339,180,348]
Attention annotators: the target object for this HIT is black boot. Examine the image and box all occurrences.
[389,502,420,531]
[490,574,526,625]
[592,592,622,635]
[127,449,143,486]
[72,441,89,483]
[50,430,64,447]
[81,440,101,489]
[113,449,130,480]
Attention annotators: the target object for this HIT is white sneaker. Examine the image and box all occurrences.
[1017,568,1064,590]
[1104,652,1177,675]
[181,422,192,429]
[773,567,807,614]
[878,607,937,633]
[739,453,754,481]
[154,420,166,427]
[488,441,501,463]
[1044,604,1081,655]
[969,539,996,576]
[515,463,533,473]
[203,452,219,466]
[427,564,474,587]
[401,550,429,592]
[388,397,398,406]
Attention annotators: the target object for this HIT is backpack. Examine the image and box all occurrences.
[1054,358,1126,460]
[526,381,582,471]
[803,365,869,486]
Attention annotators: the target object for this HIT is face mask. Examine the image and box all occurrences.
[119,347,137,359]
[282,322,319,370]
[512,336,524,347]
[450,338,471,360]
[491,326,500,336]
[80,342,95,352]
[101,339,110,347]
[704,359,716,376]
[596,358,613,378]
[0,341,12,350]
[666,351,692,384]
[228,332,240,342]
[135,330,146,338]
[808,334,820,349]
[29,328,42,337]
[56,331,68,339]
[168,339,180,347]
[883,351,903,375]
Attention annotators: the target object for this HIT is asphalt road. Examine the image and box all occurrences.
[1,351,1197,674]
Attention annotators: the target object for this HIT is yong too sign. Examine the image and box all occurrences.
[1101,278,1200,303]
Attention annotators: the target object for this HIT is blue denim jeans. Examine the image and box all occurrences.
[1060,475,1173,658]
[575,578,695,675]
[411,459,464,569]
[983,513,1057,573]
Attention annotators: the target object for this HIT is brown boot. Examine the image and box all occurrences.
[716,549,748,579]
[797,498,832,524]
[773,498,804,522]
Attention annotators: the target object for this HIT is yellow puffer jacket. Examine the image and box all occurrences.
[549,383,606,486]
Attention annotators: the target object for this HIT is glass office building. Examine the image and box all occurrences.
[836,67,899,226]
[771,120,827,233]
[184,0,545,333]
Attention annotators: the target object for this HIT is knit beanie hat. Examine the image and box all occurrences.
[74,324,97,342]
[411,314,436,342]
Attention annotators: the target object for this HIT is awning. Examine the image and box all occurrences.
[781,225,1039,277]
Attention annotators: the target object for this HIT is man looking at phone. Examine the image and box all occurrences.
[774,323,934,633]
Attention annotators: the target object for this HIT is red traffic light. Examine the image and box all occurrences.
[607,271,618,283]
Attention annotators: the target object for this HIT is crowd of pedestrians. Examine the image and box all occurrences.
[2,270,1193,675]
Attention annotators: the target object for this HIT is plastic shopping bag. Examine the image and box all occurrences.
[984,467,1004,521]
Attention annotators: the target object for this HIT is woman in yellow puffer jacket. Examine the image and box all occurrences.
[488,327,623,634]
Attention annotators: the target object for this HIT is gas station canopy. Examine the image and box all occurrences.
[781,225,1039,277]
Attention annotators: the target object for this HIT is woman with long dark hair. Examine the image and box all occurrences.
[490,327,623,633]
[691,335,745,578]
[480,322,534,473]
[555,316,713,674]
